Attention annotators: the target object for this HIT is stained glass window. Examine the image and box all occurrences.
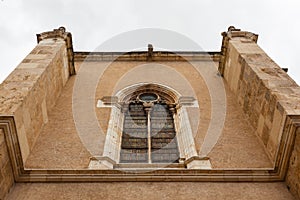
[120,94,179,163]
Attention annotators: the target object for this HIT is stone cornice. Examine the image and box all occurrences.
[218,26,258,76]
[37,27,69,43]
[37,27,76,75]
[74,51,221,62]
[223,26,258,42]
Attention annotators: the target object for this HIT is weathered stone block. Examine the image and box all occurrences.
[0,130,14,200]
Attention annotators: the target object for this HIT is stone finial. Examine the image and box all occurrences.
[36,27,76,75]
[148,44,153,51]
[147,44,153,61]
[219,26,259,76]
[227,26,241,32]
[36,26,69,43]
[222,26,258,43]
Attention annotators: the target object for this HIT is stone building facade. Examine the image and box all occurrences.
[0,26,299,199]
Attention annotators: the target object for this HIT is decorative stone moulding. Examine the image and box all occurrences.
[93,83,204,169]
[184,156,211,169]
[37,26,76,75]
[224,26,258,42]
[218,26,258,76]
[89,156,116,169]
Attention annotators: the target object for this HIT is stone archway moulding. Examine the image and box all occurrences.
[90,82,211,169]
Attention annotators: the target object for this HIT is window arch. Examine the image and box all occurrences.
[91,83,209,169]
[120,92,179,163]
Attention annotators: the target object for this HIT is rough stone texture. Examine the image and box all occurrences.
[286,127,300,199]
[94,61,212,155]
[5,182,295,200]
[25,75,91,169]
[0,38,70,162]
[95,60,271,168]
[208,84,272,168]
[221,31,300,199]
[1,27,300,199]
[0,129,14,200]
[222,37,300,163]
[24,59,272,169]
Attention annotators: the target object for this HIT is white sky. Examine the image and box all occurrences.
[0,0,299,84]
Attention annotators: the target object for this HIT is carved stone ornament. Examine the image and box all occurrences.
[222,26,258,42]
[36,26,76,75]
[36,26,69,43]
[218,26,258,76]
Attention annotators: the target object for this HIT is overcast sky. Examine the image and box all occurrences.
[0,0,299,84]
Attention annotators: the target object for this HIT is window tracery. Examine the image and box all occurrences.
[120,93,179,163]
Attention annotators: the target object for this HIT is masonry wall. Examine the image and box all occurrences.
[0,129,14,199]
[24,57,272,169]
[222,35,299,162]
[0,38,70,162]
[286,127,300,199]
[5,182,296,200]
[222,32,300,199]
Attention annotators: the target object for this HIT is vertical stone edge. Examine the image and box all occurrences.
[0,26,77,185]
[219,26,300,199]
[285,119,300,199]
[0,128,14,200]
[0,116,25,199]
[218,26,299,161]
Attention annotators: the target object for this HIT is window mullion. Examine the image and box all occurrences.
[146,108,152,164]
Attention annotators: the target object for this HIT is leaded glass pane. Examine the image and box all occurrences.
[120,97,179,164]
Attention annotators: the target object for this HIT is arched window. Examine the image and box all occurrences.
[90,83,211,169]
[120,92,179,163]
